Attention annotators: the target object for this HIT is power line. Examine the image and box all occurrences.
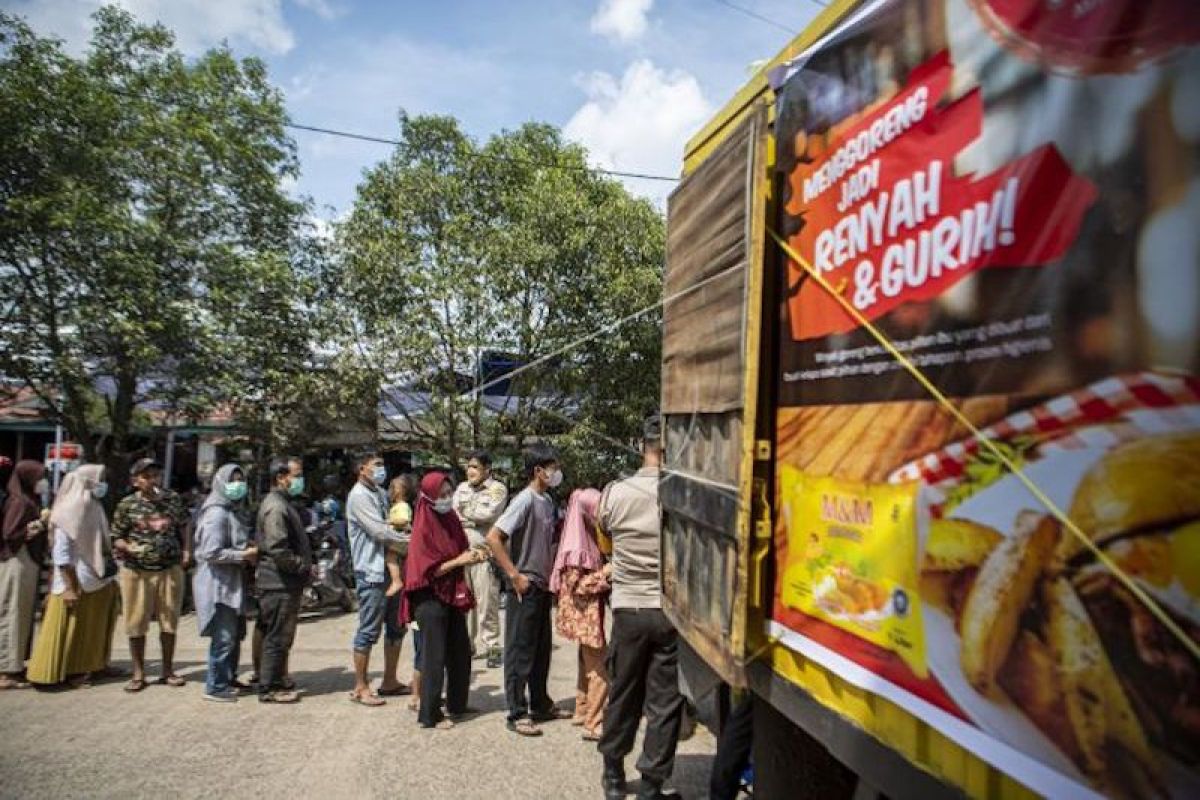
[711,0,803,35]
[105,85,680,183]
[286,121,680,182]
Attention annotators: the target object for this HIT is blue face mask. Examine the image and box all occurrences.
[372,466,387,485]
[91,482,109,499]
[223,481,248,501]
[287,476,305,497]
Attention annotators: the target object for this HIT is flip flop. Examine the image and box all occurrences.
[158,675,187,687]
[377,684,411,697]
[507,718,543,737]
[348,691,386,707]
[124,678,148,693]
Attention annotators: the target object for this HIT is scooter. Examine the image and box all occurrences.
[303,522,356,613]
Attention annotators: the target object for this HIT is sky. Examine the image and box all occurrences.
[5,0,825,216]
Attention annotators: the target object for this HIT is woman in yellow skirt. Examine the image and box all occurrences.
[27,465,119,687]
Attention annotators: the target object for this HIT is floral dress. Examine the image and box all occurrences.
[554,566,609,649]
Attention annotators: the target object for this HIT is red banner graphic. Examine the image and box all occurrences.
[785,51,1098,342]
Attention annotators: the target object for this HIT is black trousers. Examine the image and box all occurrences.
[709,695,754,800]
[598,608,684,784]
[412,593,471,727]
[503,585,553,722]
[257,589,301,694]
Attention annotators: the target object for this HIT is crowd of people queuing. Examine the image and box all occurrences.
[0,416,688,799]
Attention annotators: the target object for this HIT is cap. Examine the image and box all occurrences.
[642,413,662,443]
[130,457,163,477]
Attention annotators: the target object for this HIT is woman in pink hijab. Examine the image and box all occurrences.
[549,487,609,740]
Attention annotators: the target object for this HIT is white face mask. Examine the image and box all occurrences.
[433,497,454,515]
[34,478,49,496]
[91,482,109,499]
[546,469,564,489]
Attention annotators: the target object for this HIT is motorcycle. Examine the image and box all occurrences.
[303,521,356,613]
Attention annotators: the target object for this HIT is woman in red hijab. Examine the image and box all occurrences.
[400,471,487,729]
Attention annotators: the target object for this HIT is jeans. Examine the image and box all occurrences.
[353,575,405,652]
[503,585,553,722]
[205,603,242,695]
[598,608,684,784]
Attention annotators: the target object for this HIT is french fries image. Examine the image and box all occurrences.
[1043,577,1162,796]
[959,511,1058,695]
[924,518,1004,571]
[998,631,1081,764]
[919,517,1003,617]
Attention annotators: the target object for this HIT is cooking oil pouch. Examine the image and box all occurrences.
[779,465,928,678]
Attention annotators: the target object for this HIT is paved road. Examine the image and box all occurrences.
[0,607,714,800]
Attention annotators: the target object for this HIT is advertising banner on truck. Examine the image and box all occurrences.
[771,1,1200,797]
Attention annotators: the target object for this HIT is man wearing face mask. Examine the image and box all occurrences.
[452,450,508,668]
[345,450,410,706]
[111,458,189,692]
[486,443,571,737]
[255,455,312,703]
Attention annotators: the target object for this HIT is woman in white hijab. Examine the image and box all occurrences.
[192,463,257,702]
[27,464,119,687]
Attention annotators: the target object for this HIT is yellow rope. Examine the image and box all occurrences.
[769,228,1200,663]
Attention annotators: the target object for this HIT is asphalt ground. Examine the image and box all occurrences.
[0,606,715,799]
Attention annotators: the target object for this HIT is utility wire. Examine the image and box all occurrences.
[105,84,680,183]
[458,260,741,401]
[711,0,805,35]
[288,122,680,183]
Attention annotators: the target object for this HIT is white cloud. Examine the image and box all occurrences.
[564,59,711,205]
[589,0,653,43]
[292,0,342,21]
[8,0,302,55]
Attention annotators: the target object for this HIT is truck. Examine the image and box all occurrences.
[659,1,1200,797]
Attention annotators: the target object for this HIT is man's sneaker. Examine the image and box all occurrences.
[203,690,238,703]
[602,757,627,800]
[486,648,502,669]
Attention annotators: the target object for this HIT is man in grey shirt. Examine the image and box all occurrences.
[345,450,409,706]
[486,443,570,737]
[598,415,683,800]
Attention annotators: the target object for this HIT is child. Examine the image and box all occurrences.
[386,475,415,598]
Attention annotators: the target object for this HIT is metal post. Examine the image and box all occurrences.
[163,428,176,490]
[51,423,63,493]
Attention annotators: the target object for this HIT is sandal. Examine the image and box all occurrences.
[158,675,187,687]
[377,683,411,697]
[506,718,543,737]
[67,674,93,689]
[582,728,602,742]
[124,678,148,693]
[348,691,386,707]
[531,706,572,722]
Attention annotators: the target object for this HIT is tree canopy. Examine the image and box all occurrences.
[0,8,330,478]
[332,114,664,484]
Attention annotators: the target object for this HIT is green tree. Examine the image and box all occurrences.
[0,8,320,480]
[333,114,664,482]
